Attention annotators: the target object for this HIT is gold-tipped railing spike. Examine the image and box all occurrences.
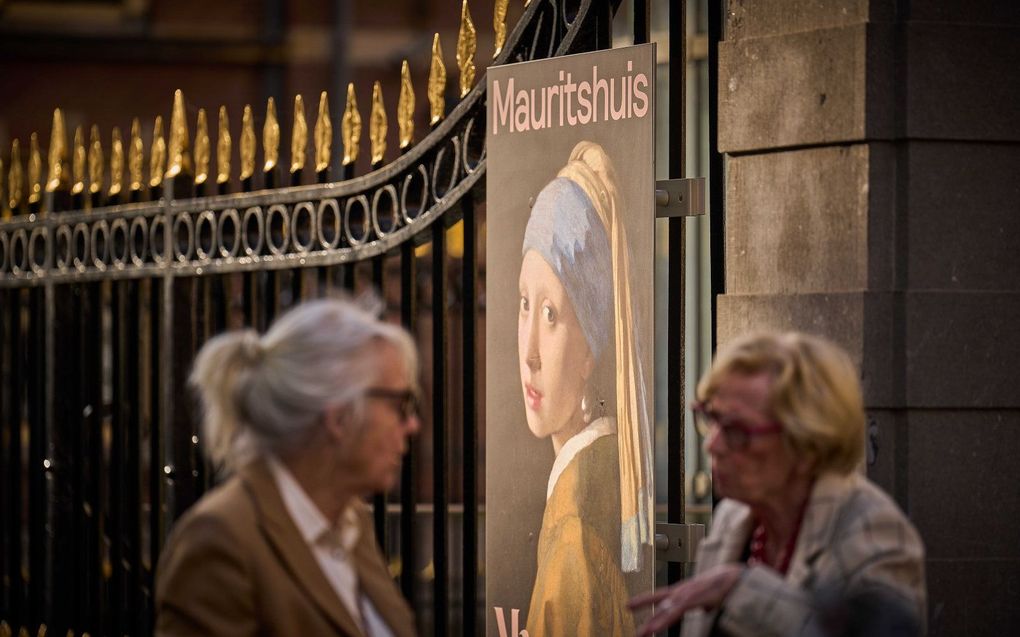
[370,82,387,166]
[8,140,22,212]
[7,140,21,211]
[128,118,144,193]
[457,0,477,98]
[149,115,166,189]
[263,97,279,174]
[240,104,255,181]
[494,0,509,57]
[45,109,68,193]
[398,60,415,150]
[314,91,332,174]
[194,108,210,187]
[217,106,231,186]
[28,132,43,207]
[341,83,362,166]
[71,126,86,197]
[36,625,45,637]
[429,33,447,126]
[166,89,192,180]
[89,125,103,198]
[291,94,307,174]
[0,620,9,637]
[109,127,124,199]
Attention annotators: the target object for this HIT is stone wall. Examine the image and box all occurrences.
[716,1,1020,634]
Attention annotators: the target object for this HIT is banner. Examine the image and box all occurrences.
[485,43,656,637]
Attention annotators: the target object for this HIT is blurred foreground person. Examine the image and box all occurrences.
[630,332,925,637]
[156,298,419,637]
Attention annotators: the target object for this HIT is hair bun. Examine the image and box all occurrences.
[240,329,264,364]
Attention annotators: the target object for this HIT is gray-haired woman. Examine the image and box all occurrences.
[155,298,420,637]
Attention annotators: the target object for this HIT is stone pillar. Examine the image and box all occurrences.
[715,2,1020,634]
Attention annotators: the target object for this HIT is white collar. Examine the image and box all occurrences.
[546,417,616,500]
[267,455,360,551]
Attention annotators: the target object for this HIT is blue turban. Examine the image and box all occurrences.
[522,177,612,359]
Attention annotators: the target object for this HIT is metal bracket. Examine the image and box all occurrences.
[655,522,706,563]
[655,177,706,218]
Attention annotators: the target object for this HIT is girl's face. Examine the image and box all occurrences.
[518,250,595,448]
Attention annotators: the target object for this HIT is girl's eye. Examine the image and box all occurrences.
[542,304,555,323]
[520,296,529,312]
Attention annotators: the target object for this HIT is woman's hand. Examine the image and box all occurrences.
[628,564,745,637]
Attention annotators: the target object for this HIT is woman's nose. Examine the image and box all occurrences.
[525,315,541,371]
[404,414,422,436]
[704,423,726,458]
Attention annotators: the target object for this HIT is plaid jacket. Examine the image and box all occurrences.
[681,472,927,637]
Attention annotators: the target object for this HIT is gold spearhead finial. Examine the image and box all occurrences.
[28,132,43,205]
[263,97,279,173]
[8,140,22,212]
[314,91,332,173]
[166,89,192,180]
[240,104,255,180]
[128,118,144,191]
[217,106,231,185]
[291,94,307,173]
[370,81,387,165]
[194,108,210,186]
[89,125,103,196]
[494,0,509,57]
[46,108,68,193]
[398,60,415,150]
[457,0,477,98]
[0,620,9,637]
[429,33,447,125]
[149,115,166,189]
[71,126,86,196]
[341,83,361,166]
[109,127,124,198]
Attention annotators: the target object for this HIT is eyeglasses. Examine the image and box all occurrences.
[365,388,421,421]
[691,401,783,451]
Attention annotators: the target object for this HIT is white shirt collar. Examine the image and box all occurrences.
[267,455,360,551]
[546,417,616,500]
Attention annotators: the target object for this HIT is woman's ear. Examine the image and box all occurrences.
[322,405,349,444]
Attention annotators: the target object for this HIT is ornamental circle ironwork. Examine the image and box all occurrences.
[29,227,47,274]
[266,204,290,256]
[432,137,461,203]
[110,218,130,267]
[55,225,73,271]
[372,185,400,238]
[91,219,111,270]
[150,216,169,264]
[172,213,195,263]
[72,223,90,271]
[344,195,371,246]
[129,217,149,266]
[241,206,265,257]
[9,229,28,276]
[291,202,316,253]
[401,164,429,224]
[462,116,486,175]
[317,199,342,250]
[195,211,217,261]
[218,208,241,258]
[0,231,8,275]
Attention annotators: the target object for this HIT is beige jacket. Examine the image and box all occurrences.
[155,459,416,637]
[681,472,926,637]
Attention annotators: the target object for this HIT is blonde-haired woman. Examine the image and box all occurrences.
[519,141,653,636]
[156,298,419,637]
[631,332,926,637]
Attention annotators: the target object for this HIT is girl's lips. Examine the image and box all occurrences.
[525,383,543,411]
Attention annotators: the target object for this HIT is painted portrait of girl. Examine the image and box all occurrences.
[517,141,654,636]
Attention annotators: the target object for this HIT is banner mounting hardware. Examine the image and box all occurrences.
[655,177,705,218]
